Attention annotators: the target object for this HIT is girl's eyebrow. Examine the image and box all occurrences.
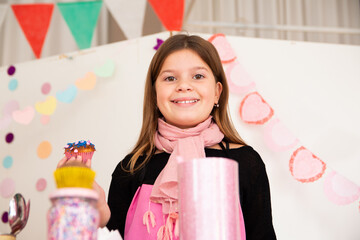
[159,66,210,76]
[191,66,210,72]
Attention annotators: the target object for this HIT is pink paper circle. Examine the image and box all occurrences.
[36,178,47,192]
[3,100,19,116]
[264,118,299,152]
[226,61,256,94]
[41,82,51,95]
[0,178,15,198]
[324,171,360,205]
[41,115,50,125]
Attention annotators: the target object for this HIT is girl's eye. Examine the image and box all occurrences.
[193,74,204,80]
[165,76,176,82]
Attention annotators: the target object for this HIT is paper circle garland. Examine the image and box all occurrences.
[36,178,47,192]
[3,156,13,169]
[324,171,360,205]
[0,178,15,198]
[37,140,52,159]
[5,133,14,143]
[7,65,16,75]
[264,118,299,152]
[225,61,256,94]
[1,211,8,223]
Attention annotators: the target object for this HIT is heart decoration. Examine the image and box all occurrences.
[324,171,360,205]
[264,118,299,152]
[75,72,97,90]
[94,59,115,78]
[208,33,236,63]
[289,146,326,183]
[56,84,78,103]
[12,106,35,125]
[35,96,57,116]
[239,92,274,125]
[226,61,256,94]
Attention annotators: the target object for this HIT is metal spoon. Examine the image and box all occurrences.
[8,193,27,236]
[23,199,30,229]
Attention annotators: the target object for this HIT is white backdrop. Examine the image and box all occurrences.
[0,32,359,239]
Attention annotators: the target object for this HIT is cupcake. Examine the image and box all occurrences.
[54,161,96,189]
[64,140,96,163]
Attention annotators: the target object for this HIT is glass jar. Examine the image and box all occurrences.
[0,234,16,240]
[47,188,99,240]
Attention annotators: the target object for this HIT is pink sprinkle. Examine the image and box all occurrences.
[74,149,78,153]
[70,147,73,150]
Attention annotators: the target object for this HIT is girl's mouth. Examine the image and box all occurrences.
[172,99,199,104]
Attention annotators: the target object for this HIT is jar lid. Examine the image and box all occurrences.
[49,187,99,200]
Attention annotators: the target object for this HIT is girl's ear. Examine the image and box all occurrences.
[215,82,223,103]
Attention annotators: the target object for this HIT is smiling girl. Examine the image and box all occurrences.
[106,34,276,240]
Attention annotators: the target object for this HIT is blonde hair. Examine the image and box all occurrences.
[126,34,246,173]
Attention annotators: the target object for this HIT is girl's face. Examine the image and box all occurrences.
[155,49,222,129]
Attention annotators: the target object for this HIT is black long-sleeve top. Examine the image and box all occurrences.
[107,143,276,239]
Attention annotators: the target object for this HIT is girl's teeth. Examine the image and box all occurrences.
[175,100,198,103]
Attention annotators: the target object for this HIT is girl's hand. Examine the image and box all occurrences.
[57,156,91,168]
[56,155,111,227]
[93,181,111,227]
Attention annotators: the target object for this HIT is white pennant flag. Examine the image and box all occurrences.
[0,4,8,29]
[104,0,146,39]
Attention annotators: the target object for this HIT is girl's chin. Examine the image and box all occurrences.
[165,117,208,129]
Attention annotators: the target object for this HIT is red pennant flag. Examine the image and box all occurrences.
[148,0,184,31]
[11,4,54,58]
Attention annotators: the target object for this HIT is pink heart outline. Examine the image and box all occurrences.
[239,92,274,125]
[289,146,326,183]
[208,33,237,64]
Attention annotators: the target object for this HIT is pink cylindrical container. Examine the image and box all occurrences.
[178,157,245,240]
[47,188,99,240]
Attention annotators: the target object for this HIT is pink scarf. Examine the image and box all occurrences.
[150,116,224,214]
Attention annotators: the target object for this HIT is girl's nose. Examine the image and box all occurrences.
[176,79,193,92]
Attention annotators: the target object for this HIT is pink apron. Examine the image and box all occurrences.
[124,184,246,240]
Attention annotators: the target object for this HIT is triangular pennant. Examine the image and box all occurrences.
[0,4,8,29]
[57,1,102,50]
[104,0,146,39]
[147,0,184,31]
[11,4,54,58]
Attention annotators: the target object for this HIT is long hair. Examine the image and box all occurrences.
[126,34,246,173]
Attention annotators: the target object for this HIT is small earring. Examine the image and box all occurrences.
[214,103,219,108]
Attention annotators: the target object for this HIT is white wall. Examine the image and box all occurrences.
[0,32,359,239]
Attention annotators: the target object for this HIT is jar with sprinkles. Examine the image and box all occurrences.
[47,188,99,240]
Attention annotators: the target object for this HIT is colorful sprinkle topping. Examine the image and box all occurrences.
[64,140,95,150]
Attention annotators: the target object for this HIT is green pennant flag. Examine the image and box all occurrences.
[57,1,102,50]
